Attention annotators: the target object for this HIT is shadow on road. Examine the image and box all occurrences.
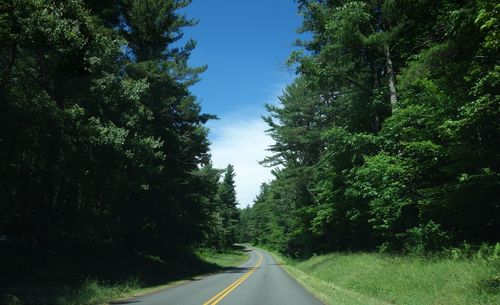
[219,266,252,274]
[110,300,141,304]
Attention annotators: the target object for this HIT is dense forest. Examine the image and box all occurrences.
[0,0,498,262]
[0,0,239,256]
[2,1,498,304]
[240,0,499,257]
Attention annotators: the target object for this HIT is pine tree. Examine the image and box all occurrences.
[216,165,240,248]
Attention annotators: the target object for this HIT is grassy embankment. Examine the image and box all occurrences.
[269,246,499,305]
[0,243,248,305]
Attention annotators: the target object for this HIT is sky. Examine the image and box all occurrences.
[180,1,304,207]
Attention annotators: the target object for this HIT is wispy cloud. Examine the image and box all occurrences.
[206,78,292,208]
[208,112,274,208]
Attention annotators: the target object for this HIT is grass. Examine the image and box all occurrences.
[53,279,141,305]
[197,247,250,268]
[268,250,499,305]
[0,242,248,305]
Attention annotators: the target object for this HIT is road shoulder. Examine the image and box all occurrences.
[264,249,388,305]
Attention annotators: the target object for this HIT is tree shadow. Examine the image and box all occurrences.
[219,266,252,274]
[110,301,141,304]
[0,241,225,304]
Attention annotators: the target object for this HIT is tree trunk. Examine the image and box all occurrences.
[384,44,397,109]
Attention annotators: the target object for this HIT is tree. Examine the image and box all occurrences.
[242,0,499,256]
[0,0,217,257]
[215,165,240,248]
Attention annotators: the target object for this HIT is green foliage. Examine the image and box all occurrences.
[242,0,499,256]
[201,164,241,250]
[216,165,240,246]
[0,0,216,257]
[349,153,415,247]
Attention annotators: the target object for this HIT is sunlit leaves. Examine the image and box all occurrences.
[242,0,499,256]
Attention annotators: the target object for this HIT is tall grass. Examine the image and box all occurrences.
[272,245,499,305]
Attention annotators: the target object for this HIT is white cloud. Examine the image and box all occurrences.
[209,114,275,208]
[206,77,293,208]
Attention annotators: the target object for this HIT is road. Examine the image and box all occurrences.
[115,247,324,305]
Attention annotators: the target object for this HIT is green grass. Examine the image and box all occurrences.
[270,250,499,305]
[197,247,250,268]
[53,279,141,305]
[0,243,249,305]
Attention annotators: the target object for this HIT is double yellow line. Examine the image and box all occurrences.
[203,252,263,305]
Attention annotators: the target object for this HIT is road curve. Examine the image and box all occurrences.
[117,247,324,305]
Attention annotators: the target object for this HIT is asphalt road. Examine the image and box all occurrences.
[116,247,324,305]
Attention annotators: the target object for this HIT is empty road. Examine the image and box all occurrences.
[117,247,324,305]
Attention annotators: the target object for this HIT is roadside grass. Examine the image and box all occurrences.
[268,249,499,305]
[0,242,248,305]
[197,245,250,268]
[53,279,141,305]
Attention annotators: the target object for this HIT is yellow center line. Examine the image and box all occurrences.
[202,251,263,305]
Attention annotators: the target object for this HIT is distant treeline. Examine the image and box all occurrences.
[239,0,499,257]
[0,0,238,255]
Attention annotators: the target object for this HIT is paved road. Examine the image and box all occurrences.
[117,247,324,305]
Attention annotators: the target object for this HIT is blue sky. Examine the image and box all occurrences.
[182,1,301,116]
[180,1,304,207]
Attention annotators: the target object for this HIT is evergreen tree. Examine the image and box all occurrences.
[242,0,499,256]
[0,0,216,257]
[216,165,240,248]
